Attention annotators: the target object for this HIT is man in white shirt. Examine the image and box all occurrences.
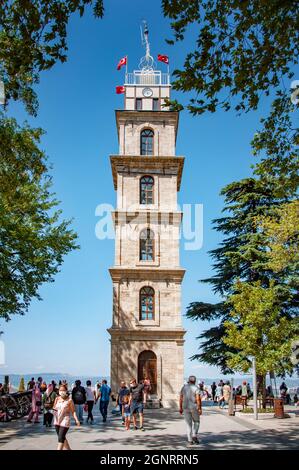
[179,375,202,446]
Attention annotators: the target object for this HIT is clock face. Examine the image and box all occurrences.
[142,87,153,97]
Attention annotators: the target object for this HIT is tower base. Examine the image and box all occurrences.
[108,328,185,408]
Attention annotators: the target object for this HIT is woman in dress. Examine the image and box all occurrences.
[27,383,42,423]
[53,384,80,450]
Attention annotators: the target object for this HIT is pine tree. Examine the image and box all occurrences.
[186,176,298,374]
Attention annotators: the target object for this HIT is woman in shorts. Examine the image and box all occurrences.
[53,384,80,450]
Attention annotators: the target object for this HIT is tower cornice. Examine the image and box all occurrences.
[115,110,179,142]
[108,328,186,342]
[109,267,185,283]
[110,155,184,190]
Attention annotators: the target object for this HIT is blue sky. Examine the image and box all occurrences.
[0,0,270,379]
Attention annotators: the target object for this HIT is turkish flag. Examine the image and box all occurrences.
[158,54,169,64]
[116,86,125,94]
[117,56,127,70]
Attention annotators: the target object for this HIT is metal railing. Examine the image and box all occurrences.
[125,70,170,86]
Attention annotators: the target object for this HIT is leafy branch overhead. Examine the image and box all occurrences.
[162,0,299,115]
[0,1,105,321]
[0,115,79,321]
[0,0,104,115]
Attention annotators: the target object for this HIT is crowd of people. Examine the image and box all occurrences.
[24,376,151,450]
[197,380,251,408]
[1,375,298,450]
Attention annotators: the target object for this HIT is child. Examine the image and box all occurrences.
[123,395,131,430]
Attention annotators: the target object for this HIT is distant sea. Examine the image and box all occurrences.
[0,373,108,391]
[1,373,299,392]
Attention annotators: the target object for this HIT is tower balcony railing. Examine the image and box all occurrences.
[125,70,170,86]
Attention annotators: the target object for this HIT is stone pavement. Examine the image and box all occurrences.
[0,406,298,450]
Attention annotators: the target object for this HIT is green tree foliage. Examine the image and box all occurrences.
[0,0,104,115]
[255,200,299,275]
[223,281,299,376]
[162,0,299,115]
[163,0,299,373]
[0,2,105,322]
[0,115,78,321]
[252,93,299,197]
[162,1,299,188]
[186,176,298,373]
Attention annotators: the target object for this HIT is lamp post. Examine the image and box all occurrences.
[228,376,235,416]
[252,356,258,420]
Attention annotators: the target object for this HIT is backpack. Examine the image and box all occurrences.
[73,388,85,404]
[44,392,54,410]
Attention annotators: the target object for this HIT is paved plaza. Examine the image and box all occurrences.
[0,405,298,450]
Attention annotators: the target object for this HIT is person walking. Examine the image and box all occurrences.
[27,383,42,423]
[27,377,35,391]
[123,395,131,430]
[85,380,96,424]
[211,382,217,402]
[143,377,151,404]
[71,380,86,424]
[51,380,58,393]
[216,382,224,407]
[53,384,80,450]
[180,376,202,446]
[221,381,231,409]
[98,380,111,422]
[43,383,57,427]
[241,380,248,397]
[117,381,130,425]
[129,378,145,431]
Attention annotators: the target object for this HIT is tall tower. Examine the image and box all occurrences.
[108,24,185,407]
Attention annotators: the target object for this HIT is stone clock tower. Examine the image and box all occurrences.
[108,26,185,407]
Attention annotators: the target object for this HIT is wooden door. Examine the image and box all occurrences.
[138,351,157,395]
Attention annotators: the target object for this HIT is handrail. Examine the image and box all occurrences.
[125,70,170,86]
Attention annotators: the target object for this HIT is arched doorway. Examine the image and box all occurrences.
[138,350,157,395]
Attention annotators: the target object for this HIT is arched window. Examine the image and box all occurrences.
[140,129,154,155]
[140,228,154,261]
[140,176,154,204]
[140,287,155,320]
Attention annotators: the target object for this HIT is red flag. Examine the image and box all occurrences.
[157,54,169,64]
[117,56,127,70]
[116,86,125,94]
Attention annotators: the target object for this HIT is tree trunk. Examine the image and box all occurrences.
[257,374,266,408]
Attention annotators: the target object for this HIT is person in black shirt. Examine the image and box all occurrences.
[129,378,145,431]
[71,380,86,424]
[27,377,35,391]
[211,382,217,402]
